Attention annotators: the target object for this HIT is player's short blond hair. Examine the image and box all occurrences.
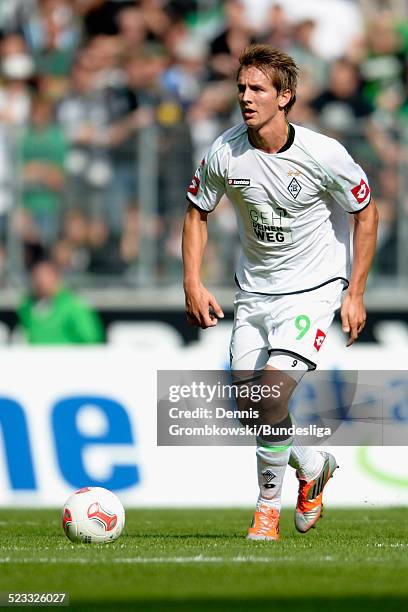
[237,44,299,114]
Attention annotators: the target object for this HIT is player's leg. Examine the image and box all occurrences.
[231,366,296,541]
[266,353,338,532]
[267,281,343,532]
[247,366,299,541]
[262,352,323,478]
[230,293,295,540]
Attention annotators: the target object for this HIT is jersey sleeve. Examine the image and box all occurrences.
[186,147,226,212]
[323,139,371,213]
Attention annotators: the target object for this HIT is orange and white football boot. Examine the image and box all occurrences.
[247,504,280,541]
[295,451,338,533]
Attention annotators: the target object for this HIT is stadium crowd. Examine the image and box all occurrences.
[0,0,406,287]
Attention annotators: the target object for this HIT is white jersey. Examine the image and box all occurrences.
[186,122,371,295]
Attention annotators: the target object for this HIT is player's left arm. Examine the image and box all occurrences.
[341,200,379,346]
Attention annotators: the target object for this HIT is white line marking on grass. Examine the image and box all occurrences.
[0,555,336,565]
[373,543,408,548]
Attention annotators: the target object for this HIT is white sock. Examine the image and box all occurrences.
[289,443,324,482]
[256,441,291,511]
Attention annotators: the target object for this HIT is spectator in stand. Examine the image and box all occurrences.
[208,0,256,80]
[360,12,406,107]
[78,0,135,37]
[20,94,67,245]
[136,0,172,44]
[57,48,109,217]
[18,256,104,344]
[60,208,90,272]
[59,38,149,238]
[25,0,79,79]
[96,34,142,238]
[0,34,34,127]
[187,80,236,165]
[161,36,208,110]
[0,33,36,252]
[257,3,293,51]
[87,217,125,275]
[287,19,328,89]
[116,5,147,55]
[311,58,373,136]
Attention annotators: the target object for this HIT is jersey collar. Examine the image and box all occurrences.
[246,122,296,155]
[277,123,295,154]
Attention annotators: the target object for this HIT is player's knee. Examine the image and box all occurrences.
[232,373,290,427]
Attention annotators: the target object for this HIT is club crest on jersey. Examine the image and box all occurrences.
[314,329,326,351]
[228,178,250,186]
[351,179,370,204]
[287,177,302,199]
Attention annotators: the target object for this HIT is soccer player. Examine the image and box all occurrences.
[182,44,378,540]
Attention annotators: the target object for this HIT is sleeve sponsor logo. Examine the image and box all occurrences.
[187,159,205,197]
[351,179,370,204]
[314,329,326,351]
[187,176,200,196]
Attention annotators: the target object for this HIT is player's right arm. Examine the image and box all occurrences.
[182,204,224,328]
[182,136,229,328]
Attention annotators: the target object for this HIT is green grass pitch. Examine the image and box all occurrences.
[0,508,407,611]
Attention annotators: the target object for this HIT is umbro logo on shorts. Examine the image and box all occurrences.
[228,178,250,186]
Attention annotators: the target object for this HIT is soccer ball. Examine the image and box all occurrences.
[62,487,125,544]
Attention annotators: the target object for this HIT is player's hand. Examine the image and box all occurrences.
[341,293,366,347]
[184,283,224,329]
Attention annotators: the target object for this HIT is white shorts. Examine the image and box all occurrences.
[230,280,344,378]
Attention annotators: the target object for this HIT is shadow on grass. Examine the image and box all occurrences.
[69,597,408,612]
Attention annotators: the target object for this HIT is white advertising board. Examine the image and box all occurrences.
[0,323,407,508]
